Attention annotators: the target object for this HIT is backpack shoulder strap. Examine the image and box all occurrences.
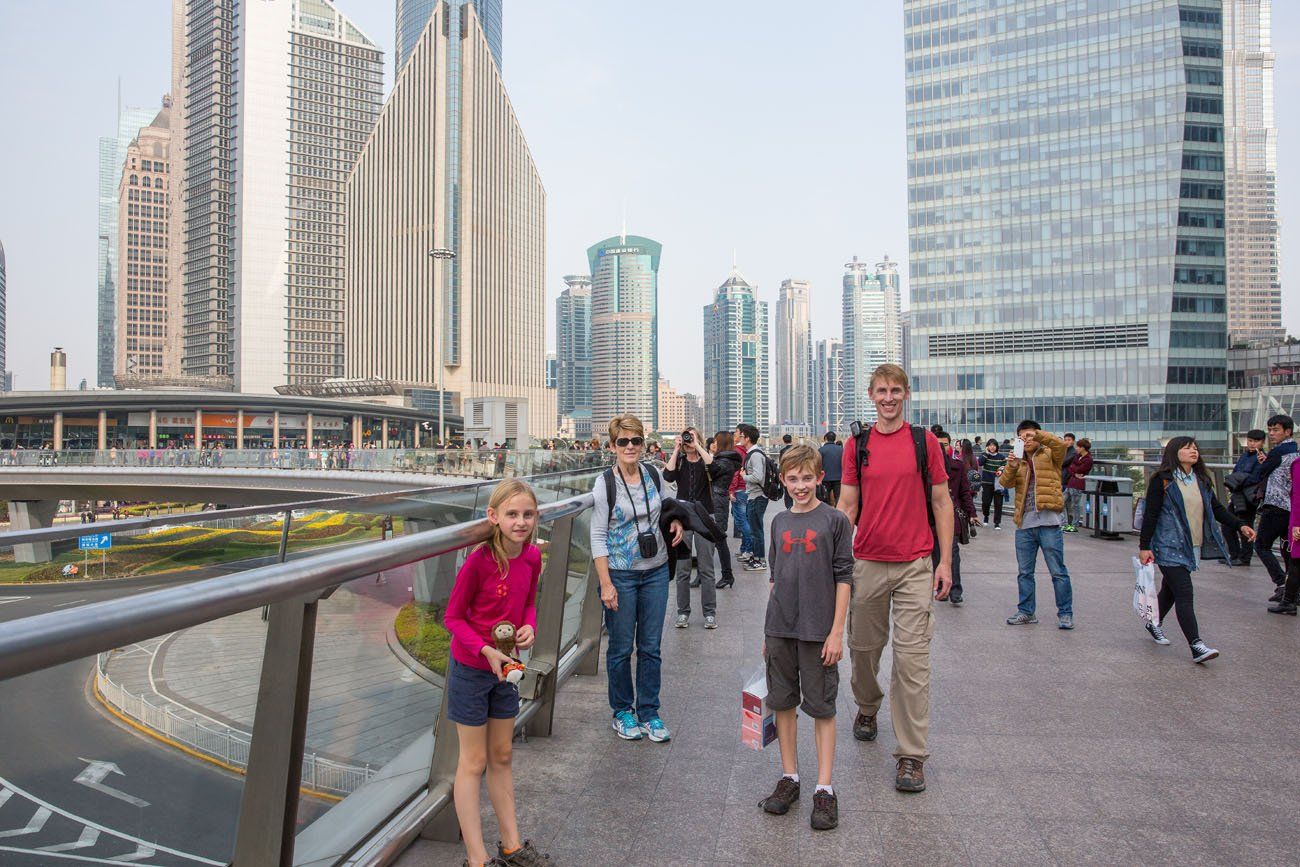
[603,467,616,519]
[854,426,871,476]
[910,425,931,487]
[643,461,662,494]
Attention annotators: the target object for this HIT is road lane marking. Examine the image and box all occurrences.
[0,847,165,865]
[0,596,30,605]
[0,805,51,837]
[109,843,158,862]
[55,599,89,608]
[39,825,101,852]
[74,760,150,809]
[0,787,11,810]
[0,775,220,864]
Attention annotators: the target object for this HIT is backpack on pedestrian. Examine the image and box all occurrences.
[747,447,785,501]
[851,423,935,527]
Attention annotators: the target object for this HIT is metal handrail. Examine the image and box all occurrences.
[0,492,593,683]
[0,465,602,548]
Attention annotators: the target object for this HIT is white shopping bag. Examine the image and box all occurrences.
[1132,557,1159,626]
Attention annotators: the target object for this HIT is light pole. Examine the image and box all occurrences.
[428,247,457,445]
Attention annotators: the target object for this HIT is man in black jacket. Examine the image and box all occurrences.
[664,428,727,627]
[1255,415,1298,592]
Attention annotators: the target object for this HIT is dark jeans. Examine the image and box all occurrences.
[746,495,770,560]
[1255,505,1292,585]
[1015,525,1073,616]
[605,565,670,721]
[1224,501,1257,563]
[1282,556,1300,604]
[1156,564,1200,646]
[732,491,751,549]
[934,535,961,592]
[980,483,1003,526]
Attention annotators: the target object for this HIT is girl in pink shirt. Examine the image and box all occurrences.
[443,479,551,867]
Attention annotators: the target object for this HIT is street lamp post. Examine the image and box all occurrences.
[428,247,457,446]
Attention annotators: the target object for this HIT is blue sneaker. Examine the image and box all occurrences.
[640,716,671,743]
[612,710,643,740]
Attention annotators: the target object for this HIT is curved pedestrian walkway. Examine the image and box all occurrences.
[400,520,1299,865]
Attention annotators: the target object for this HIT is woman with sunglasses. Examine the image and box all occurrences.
[591,414,684,743]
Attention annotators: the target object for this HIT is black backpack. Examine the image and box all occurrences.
[747,447,785,501]
[603,463,663,520]
[852,424,935,527]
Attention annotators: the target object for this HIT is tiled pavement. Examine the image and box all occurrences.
[400,518,1300,866]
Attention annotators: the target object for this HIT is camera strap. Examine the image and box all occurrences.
[617,464,654,533]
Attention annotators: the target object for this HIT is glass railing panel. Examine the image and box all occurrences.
[559,507,594,657]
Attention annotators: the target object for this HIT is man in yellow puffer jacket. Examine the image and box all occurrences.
[999,421,1075,630]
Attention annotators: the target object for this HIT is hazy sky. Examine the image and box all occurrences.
[1,0,1298,395]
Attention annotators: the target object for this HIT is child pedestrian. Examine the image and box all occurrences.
[443,479,552,867]
[758,445,854,831]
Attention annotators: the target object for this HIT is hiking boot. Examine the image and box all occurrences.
[811,789,839,830]
[498,840,551,866]
[759,776,800,815]
[895,758,926,793]
[1006,612,1038,626]
[1191,641,1219,664]
[463,859,506,867]
[675,613,689,628]
[1266,600,1297,615]
[1146,622,1171,645]
[852,712,878,742]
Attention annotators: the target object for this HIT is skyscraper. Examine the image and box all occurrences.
[346,2,553,434]
[1224,0,1284,344]
[0,239,6,389]
[116,99,175,383]
[556,274,592,430]
[589,234,662,431]
[905,0,1229,448]
[395,0,503,74]
[841,255,901,425]
[775,278,812,426]
[175,0,382,392]
[97,104,158,388]
[813,338,844,436]
[703,267,768,433]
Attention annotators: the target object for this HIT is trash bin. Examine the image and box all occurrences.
[1084,475,1135,536]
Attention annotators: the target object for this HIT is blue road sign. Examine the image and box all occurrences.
[78,533,113,551]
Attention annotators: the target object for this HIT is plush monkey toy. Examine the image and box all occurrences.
[491,621,527,684]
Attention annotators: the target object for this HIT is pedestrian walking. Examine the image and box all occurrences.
[591,415,684,743]
[1063,438,1093,532]
[1254,415,1297,597]
[1000,421,1075,630]
[736,424,771,572]
[818,433,844,506]
[936,431,977,605]
[1138,437,1255,661]
[838,363,954,793]
[1224,429,1266,565]
[443,479,553,867]
[758,445,854,831]
[709,432,743,588]
[1268,457,1300,616]
[978,439,1007,529]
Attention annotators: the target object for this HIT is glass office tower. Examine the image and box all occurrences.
[704,268,769,433]
[905,1,1229,449]
[589,235,661,431]
[395,0,502,74]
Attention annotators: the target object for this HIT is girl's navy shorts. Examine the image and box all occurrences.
[446,657,520,726]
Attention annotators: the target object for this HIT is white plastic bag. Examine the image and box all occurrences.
[1132,556,1159,626]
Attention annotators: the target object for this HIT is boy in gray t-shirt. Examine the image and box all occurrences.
[758,445,854,832]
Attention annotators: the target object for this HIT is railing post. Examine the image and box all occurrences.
[521,515,573,738]
[575,555,603,677]
[232,593,318,866]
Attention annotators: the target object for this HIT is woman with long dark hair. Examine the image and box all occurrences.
[978,439,1007,529]
[1138,436,1256,663]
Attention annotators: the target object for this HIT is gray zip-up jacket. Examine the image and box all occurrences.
[742,447,768,498]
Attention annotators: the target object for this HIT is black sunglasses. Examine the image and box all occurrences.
[615,436,645,447]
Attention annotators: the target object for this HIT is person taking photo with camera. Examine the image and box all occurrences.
[664,427,727,627]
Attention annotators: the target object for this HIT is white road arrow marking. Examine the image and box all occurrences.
[0,596,30,605]
[74,759,150,808]
[38,825,101,852]
[109,843,158,862]
[0,806,51,837]
[0,787,12,809]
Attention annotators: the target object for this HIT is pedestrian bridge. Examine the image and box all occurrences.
[0,471,1293,866]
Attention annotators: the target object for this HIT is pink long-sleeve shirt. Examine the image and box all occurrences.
[1289,461,1300,559]
[444,544,541,671]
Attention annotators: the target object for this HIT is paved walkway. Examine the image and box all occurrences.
[102,565,440,770]
[400,518,1300,866]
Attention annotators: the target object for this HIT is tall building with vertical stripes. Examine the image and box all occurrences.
[905,0,1229,447]
[841,256,901,426]
[703,267,768,433]
[774,278,812,427]
[395,0,502,74]
[589,235,661,432]
[346,2,552,435]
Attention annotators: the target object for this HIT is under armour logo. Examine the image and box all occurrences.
[782,529,818,553]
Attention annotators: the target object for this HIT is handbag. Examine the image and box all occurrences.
[956,507,971,545]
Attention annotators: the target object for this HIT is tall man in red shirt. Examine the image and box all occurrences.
[837,364,954,793]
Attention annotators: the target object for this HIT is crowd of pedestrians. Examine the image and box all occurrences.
[444,366,1298,864]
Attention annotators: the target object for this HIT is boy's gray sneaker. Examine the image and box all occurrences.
[497,840,551,866]
[1006,612,1038,625]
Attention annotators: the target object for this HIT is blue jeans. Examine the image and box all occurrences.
[746,495,770,560]
[605,564,670,721]
[1015,525,1073,616]
[732,491,753,555]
